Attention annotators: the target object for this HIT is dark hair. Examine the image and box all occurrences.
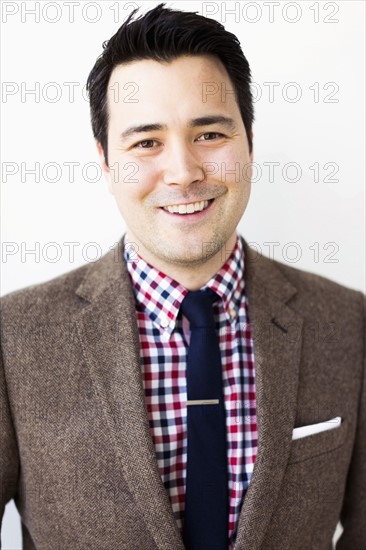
[86,2,254,166]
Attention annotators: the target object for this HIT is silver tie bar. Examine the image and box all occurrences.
[186,399,219,406]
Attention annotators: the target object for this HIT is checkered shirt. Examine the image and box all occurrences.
[123,231,257,549]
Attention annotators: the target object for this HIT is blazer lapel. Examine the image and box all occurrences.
[234,239,303,549]
[73,237,184,549]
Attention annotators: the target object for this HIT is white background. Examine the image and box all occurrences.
[1,0,365,546]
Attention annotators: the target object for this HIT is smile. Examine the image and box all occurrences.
[161,199,214,215]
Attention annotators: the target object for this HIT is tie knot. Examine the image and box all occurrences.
[180,288,219,328]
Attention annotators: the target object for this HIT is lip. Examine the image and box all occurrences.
[159,198,215,221]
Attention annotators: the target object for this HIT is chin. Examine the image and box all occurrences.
[170,241,223,265]
[163,248,202,264]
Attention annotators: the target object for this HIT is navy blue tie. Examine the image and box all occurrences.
[181,288,229,550]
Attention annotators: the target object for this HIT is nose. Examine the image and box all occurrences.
[161,139,205,187]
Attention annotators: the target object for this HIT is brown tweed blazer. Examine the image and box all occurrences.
[1,235,365,550]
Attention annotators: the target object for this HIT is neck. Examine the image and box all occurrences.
[124,232,237,291]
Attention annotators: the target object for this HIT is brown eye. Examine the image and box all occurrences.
[198,132,225,141]
[135,139,158,148]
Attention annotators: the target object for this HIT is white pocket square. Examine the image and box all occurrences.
[292,416,342,440]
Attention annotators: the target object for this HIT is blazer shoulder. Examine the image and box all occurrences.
[274,256,361,294]
[0,260,92,324]
[268,255,365,319]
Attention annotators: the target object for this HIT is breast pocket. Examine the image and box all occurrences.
[288,418,348,464]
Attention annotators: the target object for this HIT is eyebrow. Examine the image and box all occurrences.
[119,115,237,141]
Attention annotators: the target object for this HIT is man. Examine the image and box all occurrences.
[1,3,364,549]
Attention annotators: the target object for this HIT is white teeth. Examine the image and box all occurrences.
[163,200,210,214]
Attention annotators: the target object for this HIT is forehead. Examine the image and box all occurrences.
[106,54,238,121]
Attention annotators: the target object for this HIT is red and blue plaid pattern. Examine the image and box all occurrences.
[123,232,257,548]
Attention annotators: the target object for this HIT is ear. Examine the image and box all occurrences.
[249,130,254,162]
[96,142,113,194]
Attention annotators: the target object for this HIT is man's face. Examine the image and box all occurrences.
[99,54,253,269]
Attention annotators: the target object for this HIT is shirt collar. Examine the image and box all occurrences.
[123,231,245,338]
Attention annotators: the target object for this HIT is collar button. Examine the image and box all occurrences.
[160,316,170,329]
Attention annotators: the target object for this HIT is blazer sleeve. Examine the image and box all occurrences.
[336,294,366,549]
[0,340,20,543]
